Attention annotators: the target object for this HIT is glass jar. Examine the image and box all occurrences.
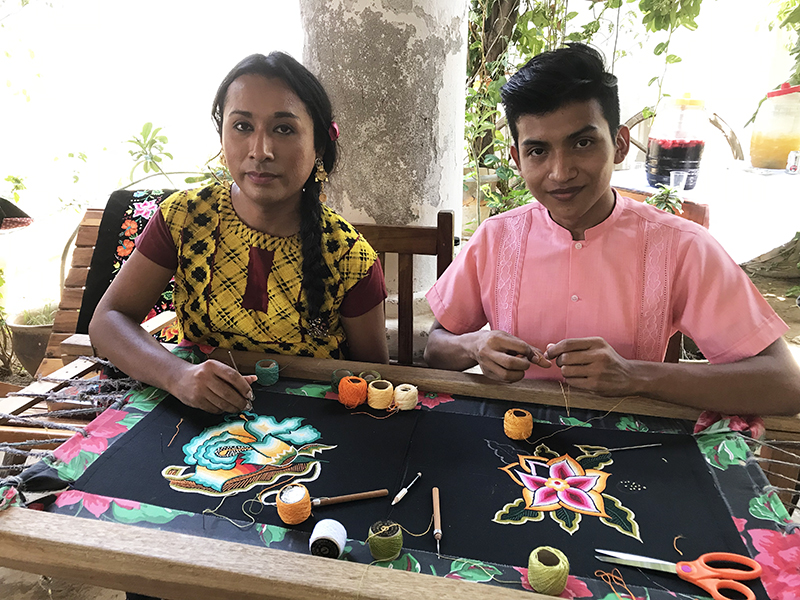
[750,83,800,170]
[645,94,707,190]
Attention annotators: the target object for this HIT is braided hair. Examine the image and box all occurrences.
[212,52,338,329]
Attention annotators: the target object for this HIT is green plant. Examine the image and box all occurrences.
[3,174,25,202]
[645,183,683,214]
[0,268,14,374]
[127,122,174,185]
[18,301,57,326]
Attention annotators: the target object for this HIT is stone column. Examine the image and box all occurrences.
[301,0,466,361]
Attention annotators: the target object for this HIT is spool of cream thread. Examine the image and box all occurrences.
[527,546,570,596]
[504,408,533,440]
[331,369,353,393]
[276,483,312,525]
[367,379,394,409]
[393,384,419,410]
[368,520,403,561]
[338,377,368,408]
[309,519,347,559]
[255,359,279,386]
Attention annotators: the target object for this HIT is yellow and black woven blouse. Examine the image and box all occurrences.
[159,183,380,359]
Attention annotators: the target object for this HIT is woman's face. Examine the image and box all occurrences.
[221,74,318,211]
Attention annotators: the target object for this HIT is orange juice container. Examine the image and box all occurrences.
[749,83,800,169]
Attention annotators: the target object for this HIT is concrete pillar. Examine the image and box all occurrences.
[301,0,466,361]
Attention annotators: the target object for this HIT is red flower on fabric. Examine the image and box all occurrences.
[416,392,454,409]
[512,568,592,598]
[53,409,130,463]
[55,490,140,519]
[117,238,135,257]
[749,528,800,600]
[121,219,138,238]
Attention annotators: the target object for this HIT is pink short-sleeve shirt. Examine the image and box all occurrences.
[426,192,787,380]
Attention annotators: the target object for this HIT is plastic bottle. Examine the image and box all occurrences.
[750,83,800,170]
[645,94,707,190]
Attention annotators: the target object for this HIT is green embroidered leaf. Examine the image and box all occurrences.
[125,386,169,412]
[446,559,501,582]
[296,443,337,457]
[493,498,544,525]
[574,445,613,471]
[375,553,421,572]
[559,416,591,427]
[117,412,145,430]
[599,493,641,541]
[256,523,288,546]
[696,433,749,471]
[616,415,649,432]
[550,506,582,535]
[701,419,734,435]
[56,450,97,482]
[533,444,559,459]
[110,501,193,524]
[749,493,791,524]
[429,564,438,576]
[285,384,331,397]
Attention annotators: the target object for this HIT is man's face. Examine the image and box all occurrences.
[510,99,629,240]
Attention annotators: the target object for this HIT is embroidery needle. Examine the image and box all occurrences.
[392,471,422,505]
[432,486,442,558]
[228,350,254,411]
[311,488,388,507]
[604,443,662,452]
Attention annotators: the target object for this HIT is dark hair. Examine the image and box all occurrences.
[212,52,337,328]
[501,43,620,144]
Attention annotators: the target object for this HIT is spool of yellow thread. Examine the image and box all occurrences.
[504,408,533,440]
[367,379,394,409]
[393,384,418,410]
[338,377,368,408]
[527,546,570,596]
[276,483,312,525]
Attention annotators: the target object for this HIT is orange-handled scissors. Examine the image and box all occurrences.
[595,549,762,600]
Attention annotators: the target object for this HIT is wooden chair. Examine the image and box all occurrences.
[46,194,455,370]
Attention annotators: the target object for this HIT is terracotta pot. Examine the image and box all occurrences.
[8,314,52,376]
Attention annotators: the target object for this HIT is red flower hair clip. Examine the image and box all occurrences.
[328,121,340,141]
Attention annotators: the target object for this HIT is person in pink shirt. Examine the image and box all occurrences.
[425,44,800,416]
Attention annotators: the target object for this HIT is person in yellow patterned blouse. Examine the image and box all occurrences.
[90,53,389,415]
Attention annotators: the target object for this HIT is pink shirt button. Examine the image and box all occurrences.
[571,295,579,302]
[574,242,583,249]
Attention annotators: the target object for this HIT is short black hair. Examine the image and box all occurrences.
[501,43,620,144]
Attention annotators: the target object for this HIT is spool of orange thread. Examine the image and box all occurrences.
[504,408,533,440]
[367,380,394,409]
[338,376,368,408]
[276,483,312,525]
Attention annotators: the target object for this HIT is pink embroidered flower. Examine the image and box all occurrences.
[132,199,159,219]
[749,528,800,600]
[503,454,609,517]
[55,490,140,519]
[53,409,130,463]
[512,568,592,598]
[416,392,454,409]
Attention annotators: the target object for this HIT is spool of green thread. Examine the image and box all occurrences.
[255,359,279,386]
[331,369,354,393]
[527,546,570,596]
[358,370,381,383]
[368,520,403,562]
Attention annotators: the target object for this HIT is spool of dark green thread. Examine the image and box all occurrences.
[255,359,279,386]
[331,369,354,393]
[368,520,403,561]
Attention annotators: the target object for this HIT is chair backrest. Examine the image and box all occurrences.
[354,211,455,365]
[48,194,454,371]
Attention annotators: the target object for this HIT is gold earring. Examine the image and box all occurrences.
[314,158,328,203]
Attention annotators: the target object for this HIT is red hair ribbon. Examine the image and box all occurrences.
[328,121,340,141]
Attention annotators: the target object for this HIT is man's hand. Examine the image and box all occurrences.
[545,337,634,395]
[473,330,551,383]
[173,360,258,414]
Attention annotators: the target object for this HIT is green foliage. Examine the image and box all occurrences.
[0,267,14,374]
[127,122,174,184]
[3,175,25,202]
[18,301,57,326]
[645,183,683,215]
[786,284,800,296]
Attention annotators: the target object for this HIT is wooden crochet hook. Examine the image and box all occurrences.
[311,488,388,507]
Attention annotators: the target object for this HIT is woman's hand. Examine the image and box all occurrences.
[172,360,258,414]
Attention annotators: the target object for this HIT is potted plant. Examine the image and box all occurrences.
[7,302,57,376]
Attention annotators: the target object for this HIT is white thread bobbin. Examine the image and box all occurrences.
[393,384,418,410]
[367,380,394,409]
[309,519,348,559]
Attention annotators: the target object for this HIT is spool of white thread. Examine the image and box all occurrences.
[309,519,348,559]
[393,384,419,410]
